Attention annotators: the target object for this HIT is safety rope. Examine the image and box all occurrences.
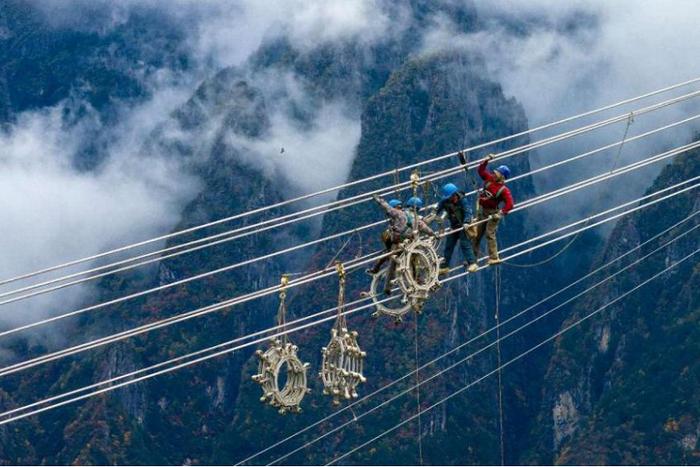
[414,310,424,466]
[235,210,699,465]
[494,267,505,465]
[411,168,425,466]
[325,246,700,465]
[505,111,635,268]
[4,210,698,428]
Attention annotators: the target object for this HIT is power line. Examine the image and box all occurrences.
[2,79,699,291]
[1,163,697,386]
[238,210,699,465]
[263,212,700,466]
[2,195,697,426]
[3,109,698,305]
[327,246,700,465]
[3,134,696,356]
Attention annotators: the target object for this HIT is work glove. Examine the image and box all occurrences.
[486,153,495,161]
[491,211,502,221]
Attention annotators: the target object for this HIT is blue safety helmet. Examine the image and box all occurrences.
[388,199,403,209]
[405,196,424,209]
[441,183,459,200]
[496,165,511,179]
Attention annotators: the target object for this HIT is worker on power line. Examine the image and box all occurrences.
[368,195,436,295]
[437,183,478,274]
[473,154,514,265]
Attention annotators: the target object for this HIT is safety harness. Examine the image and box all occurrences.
[480,181,506,201]
[386,211,417,243]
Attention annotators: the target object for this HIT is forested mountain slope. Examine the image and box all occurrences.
[0,1,697,465]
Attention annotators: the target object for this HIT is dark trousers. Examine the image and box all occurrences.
[371,230,396,273]
[371,230,402,293]
[442,229,476,267]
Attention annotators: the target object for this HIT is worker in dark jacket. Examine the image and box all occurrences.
[436,183,478,274]
[473,154,514,265]
[369,195,436,294]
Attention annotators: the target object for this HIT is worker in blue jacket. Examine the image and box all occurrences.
[436,183,478,274]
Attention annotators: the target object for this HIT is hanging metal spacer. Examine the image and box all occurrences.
[335,261,346,281]
[279,274,290,299]
[410,170,421,196]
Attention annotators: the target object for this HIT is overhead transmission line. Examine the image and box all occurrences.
[0,81,698,429]
[327,246,700,465]
[2,109,699,306]
[2,78,700,291]
[2,128,698,353]
[266,221,700,466]
[239,209,699,466]
[0,183,696,423]
[0,143,698,381]
[0,138,696,382]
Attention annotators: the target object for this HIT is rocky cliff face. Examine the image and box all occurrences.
[1,1,697,465]
[524,149,700,465]
[221,49,538,466]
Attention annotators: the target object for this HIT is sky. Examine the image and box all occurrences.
[2,0,700,327]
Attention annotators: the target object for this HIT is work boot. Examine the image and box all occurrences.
[488,257,503,266]
[439,264,450,276]
[464,262,478,273]
[383,288,393,297]
[366,267,379,275]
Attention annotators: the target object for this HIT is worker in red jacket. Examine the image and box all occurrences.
[473,154,514,265]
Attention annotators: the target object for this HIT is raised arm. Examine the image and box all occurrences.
[373,194,402,220]
[478,159,494,182]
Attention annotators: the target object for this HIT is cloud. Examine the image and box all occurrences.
[0,84,200,327]
[0,1,380,331]
[229,101,361,199]
[422,0,700,226]
[30,0,395,70]
[12,0,700,329]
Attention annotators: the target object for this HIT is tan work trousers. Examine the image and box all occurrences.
[472,207,501,260]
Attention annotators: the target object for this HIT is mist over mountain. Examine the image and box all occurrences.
[0,0,698,464]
